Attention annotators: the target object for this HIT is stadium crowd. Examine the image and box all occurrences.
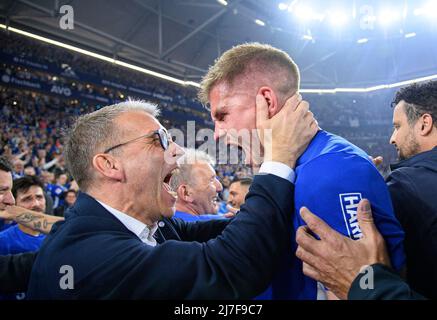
[0,32,436,301]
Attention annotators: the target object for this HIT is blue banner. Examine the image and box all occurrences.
[0,51,205,111]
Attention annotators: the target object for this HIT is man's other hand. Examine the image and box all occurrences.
[295,199,391,299]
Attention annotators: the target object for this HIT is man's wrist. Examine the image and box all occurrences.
[265,150,297,169]
[259,161,296,183]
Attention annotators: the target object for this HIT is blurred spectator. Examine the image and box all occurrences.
[169,149,226,222]
[54,189,77,217]
[227,177,252,213]
[0,175,47,253]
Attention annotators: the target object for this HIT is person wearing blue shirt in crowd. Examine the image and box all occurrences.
[0,175,46,300]
[169,148,228,222]
[200,42,405,300]
[49,172,69,209]
[0,157,16,232]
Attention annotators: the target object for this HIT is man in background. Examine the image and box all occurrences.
[169,148,226,222]
[227,177,252,214]
[0,157,15,231]
[54,189,77,217]
[0,175,46,300]
[0,176,46,255]
[386,80,437,299]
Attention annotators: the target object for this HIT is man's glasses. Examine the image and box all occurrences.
[103,128,171,153]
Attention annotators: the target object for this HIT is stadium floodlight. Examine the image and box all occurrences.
[294,5,324,21]
[357,38,369,44]
[2,24,436,95]
[255,19,266,26]
[405,32,416,38]
[0,24,200,88]
[328,10,348,26]
[300,73,437,94]
[414,1,437,17]
[378,9,401,26]
[278,3,288,11]
[302,34,313,41]
[216,0,228,6]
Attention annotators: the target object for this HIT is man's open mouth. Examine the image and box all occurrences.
[163,168,178,198]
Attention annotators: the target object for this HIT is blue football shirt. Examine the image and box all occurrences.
[0,224,45,255]
[267,130,405,300]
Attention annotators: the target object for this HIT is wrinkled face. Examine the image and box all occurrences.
[112,111,183,220]
[65,192,77,206]
[190,162,223,214]
[15,185,46,213]
[390,101,421,161]
[209,82,258,165]
[0,170,15,210]
[228,181,249,209]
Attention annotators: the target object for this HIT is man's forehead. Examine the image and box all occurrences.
[210,82,251,104]
[116,111,163,132]
[0,170,12,186]
[17,186,44,197]
[393,101,407,119]
[229,183,239,191]
[195,162,215,176]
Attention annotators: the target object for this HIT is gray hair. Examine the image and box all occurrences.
[64,99,159,191]
[169,148,215,191]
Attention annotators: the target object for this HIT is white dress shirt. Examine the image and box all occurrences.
[258,161,296,183]
[96,200,158,247]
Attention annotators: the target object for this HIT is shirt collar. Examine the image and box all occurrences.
[96,200,158,246]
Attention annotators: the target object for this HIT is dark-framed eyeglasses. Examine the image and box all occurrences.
[103,128,171,153]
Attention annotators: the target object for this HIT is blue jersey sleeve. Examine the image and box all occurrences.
[295,152,405,271]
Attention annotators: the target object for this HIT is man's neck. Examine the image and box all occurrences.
[175,202,200,216]
[420,138,437,154]
[18,223,40,236]
[88,188,157,227]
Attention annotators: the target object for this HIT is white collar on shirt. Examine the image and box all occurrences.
[96,200,158,247]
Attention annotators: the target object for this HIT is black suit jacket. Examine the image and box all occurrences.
[348,264,427,300]
[0,252,36,294]
[386,147,437,299]
[27,174,295,299]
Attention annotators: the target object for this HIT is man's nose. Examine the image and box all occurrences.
[389,131,396,145]
[167,141,185,164]
[214,178,223,192]
[31,198,44,210]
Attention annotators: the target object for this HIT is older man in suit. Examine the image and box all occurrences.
[27,97,317,299]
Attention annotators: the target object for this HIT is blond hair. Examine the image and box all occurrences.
[198,42,300,106]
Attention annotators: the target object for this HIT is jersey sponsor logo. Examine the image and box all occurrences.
[339,193,363,240]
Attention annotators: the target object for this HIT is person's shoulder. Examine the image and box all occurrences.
[298,150,377,181]
[386,167,420,196]
[387,166,420,184]
[0,224,19,237]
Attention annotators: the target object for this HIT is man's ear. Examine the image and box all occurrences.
[178,184,194,203]
[92,154,124,182]
[257,86,279,118]
[418,113,434,136]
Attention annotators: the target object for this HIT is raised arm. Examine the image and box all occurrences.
[0,206,64,235]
